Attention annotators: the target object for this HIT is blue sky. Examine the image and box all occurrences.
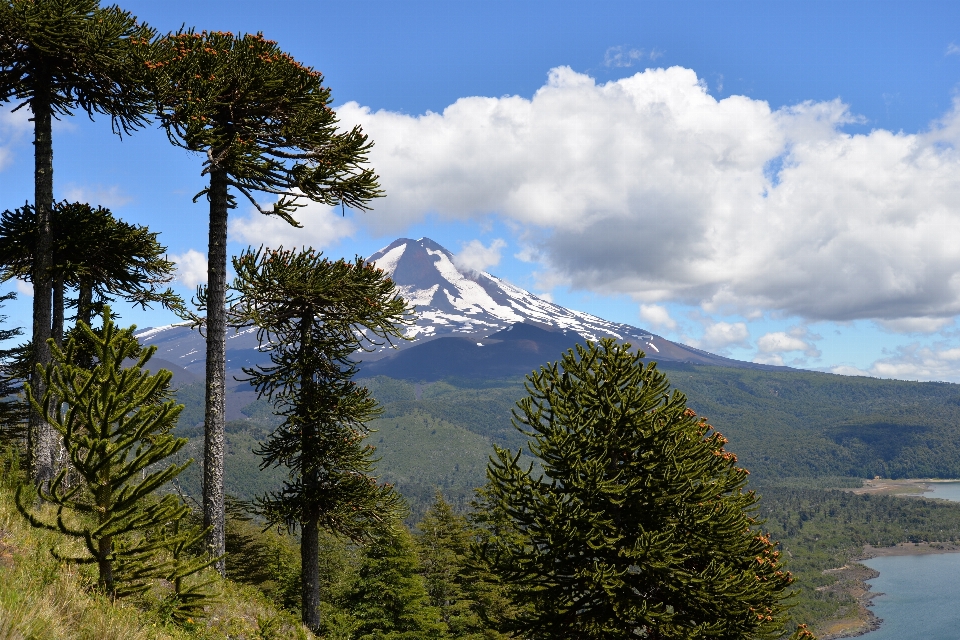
[4,1,960,380]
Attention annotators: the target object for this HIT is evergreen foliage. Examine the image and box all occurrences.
[416,492,512,639]
[224,499,302,612]
[155,516,223,624]
[145,29,383,573]
[229,246,410,631]
[476,338,812,640]
[0,291,27,447]
[0,201,182,340]
[344,522,446,639]
[14,310,203,598]
[0,0,154,487]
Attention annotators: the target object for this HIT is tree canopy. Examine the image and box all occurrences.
[0,291,26,447]
[16,309,199,598]
[229,245,411,631]
[476,338,813,640]
[145,29,383,572]
[0,0,154,486]
[147,29,381,224]
[0,201,181,333]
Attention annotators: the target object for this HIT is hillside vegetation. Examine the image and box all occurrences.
[174,363,960,517]
[162,362,960,636]
[0,453,314,639]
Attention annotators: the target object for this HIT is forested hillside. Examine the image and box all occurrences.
[173,363,960,518]
[165,359,960,638]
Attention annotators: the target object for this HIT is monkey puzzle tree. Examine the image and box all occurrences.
[16,309,197,598]
[0,201,181,346]
[229,246,409,632]
[476,339,815,640]
[147,30,382,571]
[0,0,154,485]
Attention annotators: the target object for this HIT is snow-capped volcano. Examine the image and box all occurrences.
[371,237,654,345]
[368,237,751,367]
[134,237,780,378]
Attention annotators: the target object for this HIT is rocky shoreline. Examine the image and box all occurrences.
[817,542,960,639]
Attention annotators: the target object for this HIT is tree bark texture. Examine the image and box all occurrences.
[202,166,228,576]
[300,314,321,631]
[77,281,93,330]
[51,277,64,347]
[301,511,321,632]
[97,457,115,598]
[30,94,54,488]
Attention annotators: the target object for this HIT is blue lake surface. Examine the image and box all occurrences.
[923,481,960,502]
[860,553,960,639]
[858,482,960,639]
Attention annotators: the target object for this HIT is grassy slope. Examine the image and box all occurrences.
[0,463,313,640]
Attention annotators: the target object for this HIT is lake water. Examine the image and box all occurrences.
[859,481,960,639]
[860,554,960,639]
[923,481,960,502]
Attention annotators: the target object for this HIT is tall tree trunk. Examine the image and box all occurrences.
[97,457,115,598]
[30,92,54,488]
[52,276,64,347]
[50,276,65,482]
[75,280,94,372]
[300,316,321,631]
[301,508,321,632]
[98,534,115,598]
[202,165,228,576]
[77,280,93,330]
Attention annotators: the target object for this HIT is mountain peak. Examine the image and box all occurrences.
[135,237,789,378]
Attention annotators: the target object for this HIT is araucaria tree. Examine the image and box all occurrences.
[476,338,814,640]
[147,30,382,572]
[229,246,409,632]
[16,309,196,598]
[0,201,181,345]
[0,0,153,486]
[345,522,446,639]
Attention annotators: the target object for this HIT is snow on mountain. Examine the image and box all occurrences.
[134,237,781,376]
[370,237,670,354]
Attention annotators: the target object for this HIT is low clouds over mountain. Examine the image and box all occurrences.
[311,65,960,326]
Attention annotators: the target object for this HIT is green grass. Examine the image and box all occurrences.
[0,458,313,640]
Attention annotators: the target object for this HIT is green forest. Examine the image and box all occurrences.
[162,366,960,637]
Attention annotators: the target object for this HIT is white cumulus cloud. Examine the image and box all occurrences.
[62,184,132,208]
[453,238,506,273]
[754,327,821,365]
[638,304,676,330]
[170,250,208,288]
[0,106,30,172]
[756,329,820,356]
[856,343,960,382]
[15,279,32,297]
[230,200,356,251]
[876,317,955,334]
[693,321,750,353]
[335,65,960,326]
